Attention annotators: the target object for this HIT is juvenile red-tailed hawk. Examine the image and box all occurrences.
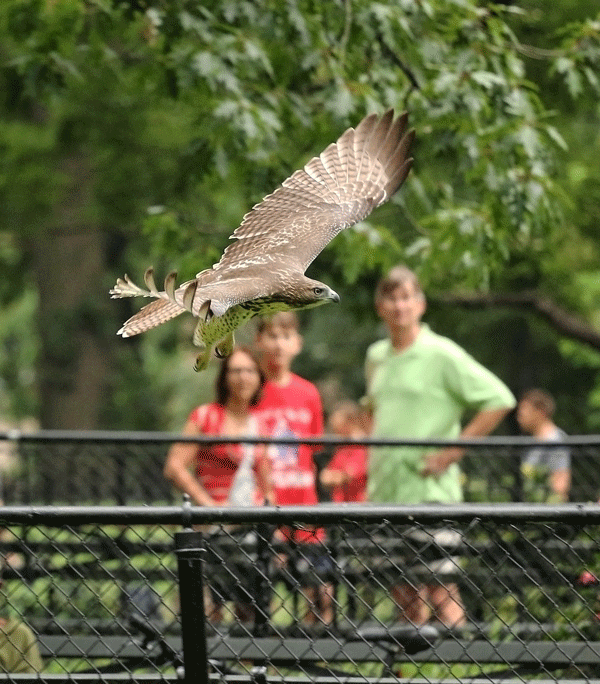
[111,109,414,371]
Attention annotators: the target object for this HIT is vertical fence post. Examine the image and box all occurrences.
[116,450,126,506]
[512,450,523,502]
[254,521,272,636]
[175,528,209,684]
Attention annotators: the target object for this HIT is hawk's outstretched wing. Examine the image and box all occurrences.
[201,109,414,279]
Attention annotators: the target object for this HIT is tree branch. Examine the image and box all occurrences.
[430,291,600,351]
[375,32,420,93]
[515,43,562,60]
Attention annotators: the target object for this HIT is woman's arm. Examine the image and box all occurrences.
[164,419,220,506]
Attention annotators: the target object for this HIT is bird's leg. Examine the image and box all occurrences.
[215,332,235,359]
[194,347,213,373]
[192,316,214,372]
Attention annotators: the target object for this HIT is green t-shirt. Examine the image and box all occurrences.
[0,618,43,673]
[365,325,515,504]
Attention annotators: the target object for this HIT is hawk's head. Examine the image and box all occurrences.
[285,276,340,310]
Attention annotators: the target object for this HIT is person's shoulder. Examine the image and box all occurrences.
[188,403,221,425]
[1,618,35,641]
[549,425,568,441]
[288,373,320,397]
[189,402,215,418]
[260,375,320,403]
[366,338,390,361]
[419,326,471,359]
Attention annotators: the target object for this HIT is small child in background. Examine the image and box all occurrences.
[320,401,369,503]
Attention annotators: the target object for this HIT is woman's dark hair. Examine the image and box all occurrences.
[215,346,265,407]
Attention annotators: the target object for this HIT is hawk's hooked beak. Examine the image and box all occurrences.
[329,290,340,303]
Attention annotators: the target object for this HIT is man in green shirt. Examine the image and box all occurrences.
[365,265,515,627]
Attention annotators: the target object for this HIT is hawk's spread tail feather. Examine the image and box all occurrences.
[111,268,190,337]
[110,268,169,300]
[117,299,185,338]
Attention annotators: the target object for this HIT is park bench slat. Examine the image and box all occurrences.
[414,640,600,665]
[205,636,600,666]
[206,636,392,662]
[37,634,182,659]
[38,634,600,667]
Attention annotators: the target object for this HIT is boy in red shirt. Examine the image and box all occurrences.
[254,312,333,626]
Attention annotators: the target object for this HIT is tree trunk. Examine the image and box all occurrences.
[31,155,108,429]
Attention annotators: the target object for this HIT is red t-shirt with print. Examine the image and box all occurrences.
[255,374,323,542]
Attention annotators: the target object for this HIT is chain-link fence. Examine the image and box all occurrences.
[0,505,600,682]
[0,432,599,682]
[0,507,182,682]
[0,431,599,505]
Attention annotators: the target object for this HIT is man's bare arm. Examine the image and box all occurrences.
[421,407,512,477]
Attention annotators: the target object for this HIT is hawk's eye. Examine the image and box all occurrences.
[313,287,324,296]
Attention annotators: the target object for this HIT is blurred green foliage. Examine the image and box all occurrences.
[0,0,598,430]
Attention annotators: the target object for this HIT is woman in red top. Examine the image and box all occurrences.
[164,347,273,507]
[164,347,274,623]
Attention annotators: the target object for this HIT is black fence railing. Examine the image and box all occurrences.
[0,432,599,682]
[0,431,599,505]
[1,505,600,683]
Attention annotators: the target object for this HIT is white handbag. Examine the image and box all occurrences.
[227,416,258,507]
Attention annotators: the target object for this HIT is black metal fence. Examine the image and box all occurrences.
[0,432,599,682]
[1,431,599,505]
[1,505,600,683]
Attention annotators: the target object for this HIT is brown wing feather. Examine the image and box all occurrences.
[208,109,414,277]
